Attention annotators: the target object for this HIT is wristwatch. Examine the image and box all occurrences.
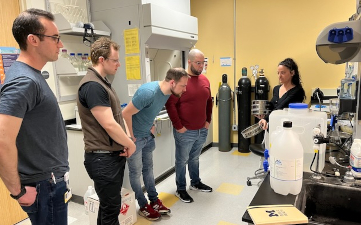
[10,185,26,200]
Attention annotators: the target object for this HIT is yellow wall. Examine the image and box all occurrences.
[191,0,355,144]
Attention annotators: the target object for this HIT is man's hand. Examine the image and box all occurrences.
[18,186,37,207]
[177,127,187,133]
[204,121,210,129]
[130,136,136,142]
[150,125,155,135]
[120,141,136,158]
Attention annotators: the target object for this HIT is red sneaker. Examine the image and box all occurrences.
[151,198,171,214]
[139,204,161,221]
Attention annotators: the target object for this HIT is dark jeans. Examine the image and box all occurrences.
[173,127,208,190]
[84,152,126,225]
[21,178,68,225]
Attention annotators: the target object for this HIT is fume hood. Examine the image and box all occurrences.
[90,0,198,102]
[90,1,198,52]
[141,3,198,51]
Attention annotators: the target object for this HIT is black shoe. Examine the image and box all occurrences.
[175,190,194,203]
[190,182,213,192]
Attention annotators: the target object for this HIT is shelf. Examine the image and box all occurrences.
[54,14,111,37]
[55,58,87,76]
[58,71,87,77]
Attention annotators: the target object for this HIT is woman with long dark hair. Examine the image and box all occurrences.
[259,58,306,129]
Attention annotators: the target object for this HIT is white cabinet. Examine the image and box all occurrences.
[54,58,86,102]
[153,118,176,178]
[67,130,93,197]
[67,119,176,197]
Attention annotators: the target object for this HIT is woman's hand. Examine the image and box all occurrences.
[259,119,268,130]
[254,114,265,120]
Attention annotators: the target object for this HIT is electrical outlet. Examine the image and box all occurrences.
[232,124,238,131]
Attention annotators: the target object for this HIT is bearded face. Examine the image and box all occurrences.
[190,62,202,76]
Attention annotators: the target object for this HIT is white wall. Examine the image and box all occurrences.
[23,0,46,9]
[142,0,190,14]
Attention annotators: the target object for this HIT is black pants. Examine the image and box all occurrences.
[84,152,126,225]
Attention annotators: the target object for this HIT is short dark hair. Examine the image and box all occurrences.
[90,37,120,65]
[12,8,54,50]
[165,67,189,82]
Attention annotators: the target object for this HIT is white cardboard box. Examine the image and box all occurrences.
[88,188,137,225]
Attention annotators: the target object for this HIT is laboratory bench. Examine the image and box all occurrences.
[242,156,352,225]
[242,173,298,224]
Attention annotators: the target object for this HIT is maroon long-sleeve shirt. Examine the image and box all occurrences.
[165,74,212,130]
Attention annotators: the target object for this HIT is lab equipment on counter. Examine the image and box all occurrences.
[237,67,251,152]
[269,103,327,173]
[241,123,263,139]
[350,139,361,178]
[270,121,303,195]
[251,100,271,116]
[217,74,232,152]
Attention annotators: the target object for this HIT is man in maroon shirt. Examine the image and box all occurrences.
[165,49,213,203]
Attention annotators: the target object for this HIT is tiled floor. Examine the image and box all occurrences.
[17,147,262,225]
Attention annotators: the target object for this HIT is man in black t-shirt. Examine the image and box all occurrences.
[0,9,69,225]
[77,37,136,225]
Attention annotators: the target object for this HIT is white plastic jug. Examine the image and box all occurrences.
[269,103,327,173]
[350,139,361,178]
[270,121,303,195]
[84,186,95,215]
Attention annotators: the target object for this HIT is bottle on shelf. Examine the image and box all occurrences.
[86,55,93,68]
[69,53,79,72]
[81,56,88,71]
[60,49,70,60]
[83,186,95,215]
[76,53,83,71]
[76,53,83,62]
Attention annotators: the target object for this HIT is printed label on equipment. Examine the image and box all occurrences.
[350,153,361,168]
[270,156,303,181]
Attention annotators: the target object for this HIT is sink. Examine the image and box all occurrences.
[295,177,361,225]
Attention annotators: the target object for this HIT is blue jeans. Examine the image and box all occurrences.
[84,151,126,225]
[21,178,68,225]
[173,127,208,190]
[127,135,158,208]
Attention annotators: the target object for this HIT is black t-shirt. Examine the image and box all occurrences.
[270,85,305,110]
[0,61,69,183]
[78,81,110,109]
